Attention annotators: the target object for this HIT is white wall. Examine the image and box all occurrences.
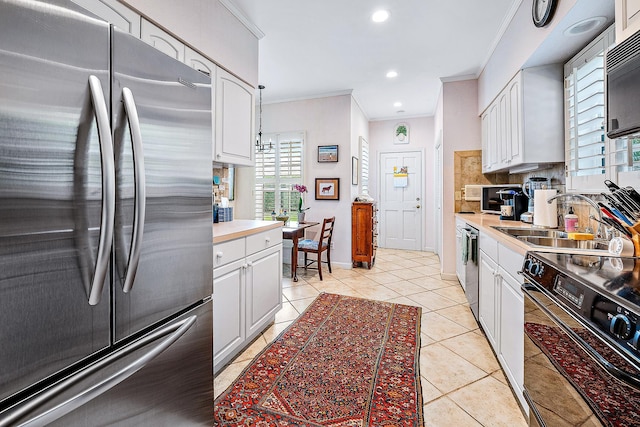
[121,0,259,86]
[438,79,481,279]
[350,98,369,200]
[478,0,578,113]
[368,116,434,251]
[257,94,353,268]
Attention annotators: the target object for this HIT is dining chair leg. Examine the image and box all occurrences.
[317,253,323,281]
[304,253,308,269]
[327,248,332,273]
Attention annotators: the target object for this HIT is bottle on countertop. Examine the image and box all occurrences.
[564,206,578,232]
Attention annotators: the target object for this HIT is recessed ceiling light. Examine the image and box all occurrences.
[393,102,402,107]
[372,10,389,23]
[386,70,398,78]
[563,16,606,37]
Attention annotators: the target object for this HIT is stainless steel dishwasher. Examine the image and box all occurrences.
[463,225,479,320]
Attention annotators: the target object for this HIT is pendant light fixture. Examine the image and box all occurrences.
[256,84,272,152]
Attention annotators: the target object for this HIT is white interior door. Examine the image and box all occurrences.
[379,151,423,250]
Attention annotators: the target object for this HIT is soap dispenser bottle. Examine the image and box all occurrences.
[564,206,578,232]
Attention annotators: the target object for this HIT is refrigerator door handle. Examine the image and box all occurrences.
[2,315,197,427]
[88,75,115,306]
[121,87,146,294]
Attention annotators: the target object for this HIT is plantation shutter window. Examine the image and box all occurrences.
[255,132,304,220]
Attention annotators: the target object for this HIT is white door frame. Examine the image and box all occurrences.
[377,148,425,251]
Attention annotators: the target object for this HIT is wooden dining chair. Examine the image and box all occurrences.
[297,217,335,280]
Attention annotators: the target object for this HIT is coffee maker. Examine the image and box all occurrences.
[521,177,551,223]
[497,189,529,221]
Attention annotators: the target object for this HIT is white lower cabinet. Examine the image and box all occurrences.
[478,232,527,414]
[499,267,525,412]
[245,245,283,337]
[213,229,282,373]
[213,258,245,369]
[479,249,499,348]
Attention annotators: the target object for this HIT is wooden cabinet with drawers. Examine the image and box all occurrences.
[351,202,377,268]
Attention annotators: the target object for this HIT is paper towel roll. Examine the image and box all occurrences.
[608,237,634,257]
[533,189,558,228]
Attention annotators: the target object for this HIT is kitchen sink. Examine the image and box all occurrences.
[492,226,610,253]
[518,236,609,251]
[492,227,569,239]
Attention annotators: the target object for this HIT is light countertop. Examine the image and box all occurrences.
[456,213,531,255]
[456,212,609,256]
[213,220,282,244]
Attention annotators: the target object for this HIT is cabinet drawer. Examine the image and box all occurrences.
[498,244,525,287]
[246,228,282,255]
[479,232,498,261]
[213,238,246,268]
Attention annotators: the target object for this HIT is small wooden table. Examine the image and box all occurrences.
[282,221,319,281]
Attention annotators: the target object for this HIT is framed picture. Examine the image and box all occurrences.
[315,178,340,200]
[317,145,339,162]
[394,123,409,144]
[352,157,359,185]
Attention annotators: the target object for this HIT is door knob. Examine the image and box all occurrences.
[416,205,421,209]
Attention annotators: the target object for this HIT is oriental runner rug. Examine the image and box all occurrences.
[214,293,423,426]
[525,322,640,427]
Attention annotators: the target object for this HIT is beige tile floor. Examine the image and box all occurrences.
[214,248,527,426]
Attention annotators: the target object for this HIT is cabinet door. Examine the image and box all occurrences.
[508,76,523,165]
[481,112,490,172]
[71,0,141,35]
[140,18,185,62]
[616,0,640,43]
[479,250,499,349]
[498,91,509,168]
[487,103,499,171]
[245,245,282,337]
[214,68,255,166]
[498,268,525,410]
[185,47,216,77]
[455,230,465,289]
[213,258,245,372]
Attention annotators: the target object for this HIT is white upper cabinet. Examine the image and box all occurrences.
[71,0,141,35]
[214,68,255,166]
[185,47,216,78]
[481,65,564,174]
[616,0,640,43]
[140,18,185,62]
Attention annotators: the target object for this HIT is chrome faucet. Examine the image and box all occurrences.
[547,194,604,238]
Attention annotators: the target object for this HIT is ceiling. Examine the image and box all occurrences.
[227,0,614,121]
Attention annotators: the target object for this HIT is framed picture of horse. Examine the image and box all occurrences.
[315,178,340,200]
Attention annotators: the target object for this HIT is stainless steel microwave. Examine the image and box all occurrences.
[606,29,640,138]
[481,185,522,214]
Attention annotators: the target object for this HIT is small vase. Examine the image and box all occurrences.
[298,212,305,223]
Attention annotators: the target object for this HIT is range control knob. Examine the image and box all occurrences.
[523,259,533,273]
[633,330,640,351]
[610,314,633,340]
[529,262,541,276]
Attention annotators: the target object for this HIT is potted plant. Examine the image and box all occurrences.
[293,184,310,222]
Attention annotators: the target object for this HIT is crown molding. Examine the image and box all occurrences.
[219,0,265,39]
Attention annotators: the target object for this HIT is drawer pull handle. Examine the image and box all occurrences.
[265,237,271,244]
[216,252,223,258]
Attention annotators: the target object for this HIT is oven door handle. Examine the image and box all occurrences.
[523,283,640,389]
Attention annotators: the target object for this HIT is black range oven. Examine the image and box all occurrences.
[521,251,640,427]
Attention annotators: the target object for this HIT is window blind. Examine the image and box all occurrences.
[255,132,304,220]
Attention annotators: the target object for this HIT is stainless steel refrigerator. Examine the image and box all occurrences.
[0,0,214,425]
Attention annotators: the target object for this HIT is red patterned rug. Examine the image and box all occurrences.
[525,322,640,427]
[214,293,423,426]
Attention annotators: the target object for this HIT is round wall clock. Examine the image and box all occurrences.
[532,0,557,28]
